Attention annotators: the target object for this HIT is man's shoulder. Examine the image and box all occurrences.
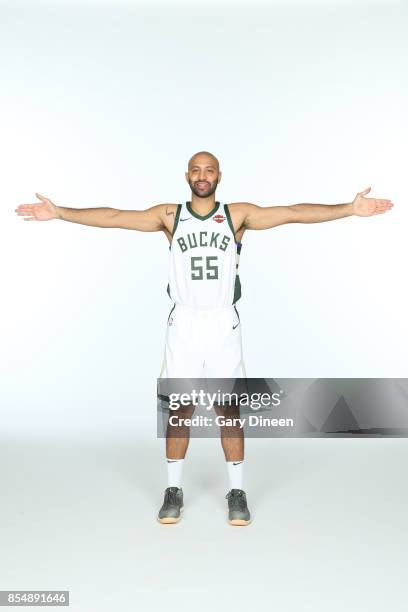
[156,203,181,218]
[225,202,257,220]
[225,202,256,211]
[157,203,181,209]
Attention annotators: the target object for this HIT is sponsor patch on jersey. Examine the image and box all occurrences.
[213,214,226,223]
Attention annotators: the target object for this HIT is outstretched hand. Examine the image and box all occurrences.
[352,187,394,217]
[15,193,59,221]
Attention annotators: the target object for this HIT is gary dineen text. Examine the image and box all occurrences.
[167,415,294,429]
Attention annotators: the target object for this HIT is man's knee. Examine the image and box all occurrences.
[213,402,240,417]
[167,403,196,431]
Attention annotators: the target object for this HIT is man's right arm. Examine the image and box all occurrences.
[57,203,166,231]
[16,193,175,233]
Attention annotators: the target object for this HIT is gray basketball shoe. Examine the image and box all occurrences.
[157,487,184,524]
[226,489,251,526]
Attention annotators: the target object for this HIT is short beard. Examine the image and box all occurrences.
[189,180,217,198]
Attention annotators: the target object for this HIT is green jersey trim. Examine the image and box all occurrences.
[172,203,182,235]
[233,274,242,304]
[225,204,242,304]
[224,203,236,239]
[186,200,220,221]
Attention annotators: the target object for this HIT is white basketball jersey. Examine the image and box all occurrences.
[166,201,242,310]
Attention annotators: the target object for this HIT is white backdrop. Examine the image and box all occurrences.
[1,0,407,437]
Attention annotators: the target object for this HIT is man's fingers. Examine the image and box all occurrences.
[35,192,50,202]
[367,198,393,208]
[358,186,371,196]
[15,208,35,216]
[375,199,393,206]
[373,206,391,214]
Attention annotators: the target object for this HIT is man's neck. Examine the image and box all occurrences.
[190,196,217,213]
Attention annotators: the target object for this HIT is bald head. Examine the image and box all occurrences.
[188,151,220,172]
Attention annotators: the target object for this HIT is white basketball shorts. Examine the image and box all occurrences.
[159,302,246,378]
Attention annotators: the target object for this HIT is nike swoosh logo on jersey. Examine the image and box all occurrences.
[232,322,240,329]
[180,217,192,221]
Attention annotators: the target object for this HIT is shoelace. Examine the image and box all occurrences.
[164,488,180,506]
[226,490,246,510]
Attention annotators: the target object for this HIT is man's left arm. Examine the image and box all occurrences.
[243,187,394,230]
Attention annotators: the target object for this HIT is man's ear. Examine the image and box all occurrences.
[218,171,222,183]
[185,172,189,182]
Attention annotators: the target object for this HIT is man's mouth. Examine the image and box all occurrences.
[196,182,209,189]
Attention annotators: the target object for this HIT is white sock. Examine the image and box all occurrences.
[226,459,244,490]
[166,458,184,488]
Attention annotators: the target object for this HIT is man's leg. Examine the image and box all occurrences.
[158,302,205,523]
[204,306,250,525]
[214,402,244,485]
[166,403,196,457]
[213,403,244,460]
[214,402,251,526]
[157,403,195,524]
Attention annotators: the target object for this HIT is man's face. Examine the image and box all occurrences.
[185,158,221,198]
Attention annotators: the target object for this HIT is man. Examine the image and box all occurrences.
[15,150,393,526]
